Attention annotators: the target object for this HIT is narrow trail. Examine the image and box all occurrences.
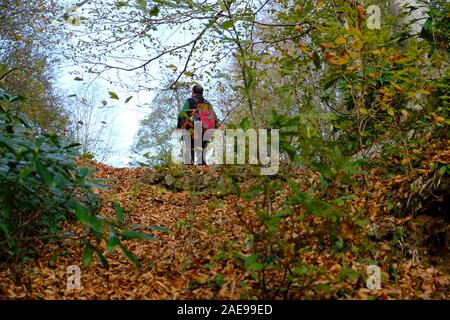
[1,144,449,299]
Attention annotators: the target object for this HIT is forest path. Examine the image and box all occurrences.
[1,152,449,299]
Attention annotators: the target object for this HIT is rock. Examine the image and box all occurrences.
[164,174,175,186]
[142,170,164,184]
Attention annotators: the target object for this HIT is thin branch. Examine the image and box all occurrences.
[251,20,313,28]
[169,11,223,89]
[100,12,222,73]
[0,68,19,81]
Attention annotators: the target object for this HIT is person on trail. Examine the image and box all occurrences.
[177,84,220,165]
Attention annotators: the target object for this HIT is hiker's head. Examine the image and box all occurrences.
[192,84,204,97]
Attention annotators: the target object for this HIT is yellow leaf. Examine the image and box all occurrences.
[417,89,431,95]
[372,49,382,55]
[392,82,403,92]
[348,51,360,59]
[359,107,369,115]
[352,40,364,51]
[349,27,363,38]
[401,158,410,166]
[434,115,445,123]
[346,65,358,72]
[387,108,395,117]
[317,0,323,8]
[320,42,336,50]
[299,44,309,53]
[401,109,409,117]
[330,57,349,65]
[335,37,347,45]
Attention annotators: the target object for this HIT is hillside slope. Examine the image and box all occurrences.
[1,140,449,299]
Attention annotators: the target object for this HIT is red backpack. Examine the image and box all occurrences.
[182,99,219,138]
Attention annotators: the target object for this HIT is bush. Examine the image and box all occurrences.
[0,91,155,266]
[0,91,100,260]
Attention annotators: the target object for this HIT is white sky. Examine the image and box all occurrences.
[59,65,156,167]
[58,1,171,167]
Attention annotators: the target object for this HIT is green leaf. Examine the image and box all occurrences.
[387,108,395,117]
[125,96,133,103]
[118,242,141,269]
[347,270,360,282]
[324,77,339,90]
[183,71,194,77]
[64,142,81,150]
[109,91,119,100]
[74,77,84,81]
[74,203,104,234]
[215,274,224,286]
[149,225,169,233]
[149,5,159,16]
[82,242,94,268]
[121,230,156,241]
[115,1,129,7]
[113,202,125,223]
[96,249,109,268]
[421,17,432,33]
[221,20,234,30]
[387,201,394,211]
[35,159,54,188]
[106,231,120,254]
[438,166,447,175]
[101,100,108,106]
[136,0,147,11]
[78,167,89,177]
[248,262,264,271]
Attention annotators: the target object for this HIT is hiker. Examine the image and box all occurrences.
[176,84,220,165]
